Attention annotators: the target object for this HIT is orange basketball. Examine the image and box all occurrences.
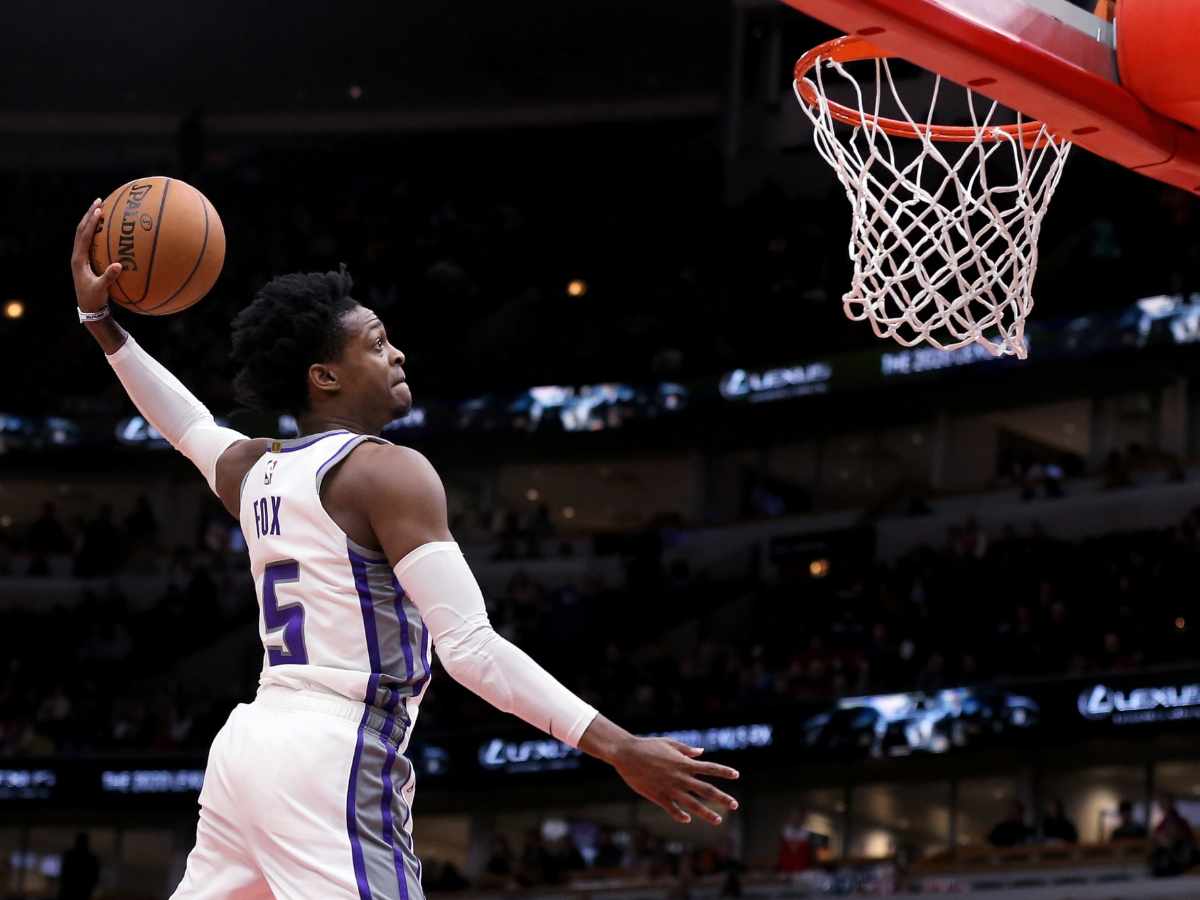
[89,176,225,316]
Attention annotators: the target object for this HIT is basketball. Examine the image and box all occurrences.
[89,176,225,316]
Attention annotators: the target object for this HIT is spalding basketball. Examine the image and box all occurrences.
[90,176,225,316]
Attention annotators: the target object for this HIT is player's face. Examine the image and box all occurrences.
[337,304,411,424]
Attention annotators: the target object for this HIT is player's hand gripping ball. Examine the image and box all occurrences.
[89,176,225,315]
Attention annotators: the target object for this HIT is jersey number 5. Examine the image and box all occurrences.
[263,559,308,666]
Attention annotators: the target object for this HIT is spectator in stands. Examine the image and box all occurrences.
[593,826,625,869]
[517,827,547,886]
[1151,794,1197,877]
[1103,450,1133,489]
[74,504,121,578]
[1111,800,1148,840]
[58,832,100,900]
[124,494,158,544]
[1040,799,1079,844]
[27,501,70,556]
[478,834,515,888]
[421,858,469,892]
[777,809,822,873]
[988,801,1033,847]
[540,823,586,885]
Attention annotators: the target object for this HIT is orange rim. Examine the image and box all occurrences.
[794,36,1052,145]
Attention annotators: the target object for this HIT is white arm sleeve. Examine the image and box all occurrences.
[106,336,247,495]
[395,542,599,748]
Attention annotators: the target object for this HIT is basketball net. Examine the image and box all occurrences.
[794,38,1072,358]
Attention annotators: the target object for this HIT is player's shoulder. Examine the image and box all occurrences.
[344,441,445,502]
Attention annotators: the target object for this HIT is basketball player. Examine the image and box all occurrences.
[70,199,739,899]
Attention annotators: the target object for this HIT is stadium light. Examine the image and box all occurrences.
[566,279,587,298]
[4,300,24,320]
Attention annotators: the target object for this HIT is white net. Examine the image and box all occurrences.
[794,50,1073,358]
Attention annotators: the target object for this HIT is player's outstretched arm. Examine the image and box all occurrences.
[355,443,740,826]
[71,200,252,510]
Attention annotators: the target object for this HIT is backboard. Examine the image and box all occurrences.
[779,0,1200,194]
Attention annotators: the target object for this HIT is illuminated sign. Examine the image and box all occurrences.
[652,724,773,752]
[880,341,1023,376]
[478,723,773,774]
[0,769,56,800]
[805,688,1038,759]
[101,769,205,794]
[1077,683,1200,725]
[479,738,583,773]
[719,364,832,402]
[384,407,427,430]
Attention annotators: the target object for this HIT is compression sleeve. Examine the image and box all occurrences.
[106,336,247,494]
[395,542,599,748]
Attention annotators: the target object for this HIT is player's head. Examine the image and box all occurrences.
[230,266,410,432]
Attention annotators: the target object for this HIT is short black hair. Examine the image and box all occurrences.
[230,266,359,415]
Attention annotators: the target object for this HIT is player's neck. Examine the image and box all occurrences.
[296,411,381,437]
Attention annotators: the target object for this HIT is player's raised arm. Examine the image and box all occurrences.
[70,200,254,510]
[355,443,740,826]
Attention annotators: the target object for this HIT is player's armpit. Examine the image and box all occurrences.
[352,443,455,564]
[213,437,273,518]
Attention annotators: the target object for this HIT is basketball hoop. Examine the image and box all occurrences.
[793,36,1073,358]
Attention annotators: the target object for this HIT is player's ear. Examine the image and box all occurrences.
[308,362,340,398]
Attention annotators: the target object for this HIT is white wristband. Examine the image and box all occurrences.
[78,306,111,323]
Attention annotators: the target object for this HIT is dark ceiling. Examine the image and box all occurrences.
[2,0,731,114]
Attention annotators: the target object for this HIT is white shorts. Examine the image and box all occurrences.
[171,685,424,900]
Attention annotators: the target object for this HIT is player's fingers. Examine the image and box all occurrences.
[73,200,100,238]
[655,797,691,824]
[101,262,122,284]
[671,790,723,826]
[662,739,703,757]
[71,203,102,268]
[683,777,739,812]
[688,760,740,781]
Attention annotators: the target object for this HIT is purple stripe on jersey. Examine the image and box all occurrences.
[349,547,384,679]
[376,688,411,899]
[346,672,378,900]
[316,435,369,488]
[278,429,350,452]
[389,575,415,683]
[394,577,432,696]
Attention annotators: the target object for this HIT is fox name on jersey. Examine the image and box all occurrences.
[251,494,283,539]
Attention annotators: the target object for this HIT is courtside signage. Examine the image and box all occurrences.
[1077,682,1200,725]
[719,364,833,402]
[478,723,774,775]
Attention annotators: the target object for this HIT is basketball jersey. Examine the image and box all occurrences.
[239,430,433,730]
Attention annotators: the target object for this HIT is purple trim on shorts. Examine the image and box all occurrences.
[349,546,384,679]
[277,429,350,452]
[346,672,378,900]
[390,575,415,683]
[376,687,411,899]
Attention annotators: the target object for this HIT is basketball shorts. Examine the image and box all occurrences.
[171,685,424,900]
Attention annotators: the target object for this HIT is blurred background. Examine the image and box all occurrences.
[4,0,1200,897]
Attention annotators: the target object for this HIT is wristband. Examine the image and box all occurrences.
[78,306,111,323]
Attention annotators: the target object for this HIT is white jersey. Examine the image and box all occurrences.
[239,429,433,731]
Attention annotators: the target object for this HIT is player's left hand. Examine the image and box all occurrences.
[71,199,122,313]
[610,736,740,826]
